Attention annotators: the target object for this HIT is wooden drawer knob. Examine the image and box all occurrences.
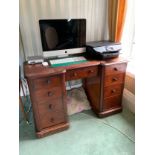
[46,79,51,84]
[50,118,54,123]
[114,67,118,71]
[88,70,94,73]
[73,73,77,77]
[48,91,53,96]
[49,104,52,109]
[112,77,118,81]
[111,89,116,93]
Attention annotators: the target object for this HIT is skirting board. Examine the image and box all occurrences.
[36,123,69,138]
[122,88,135,113]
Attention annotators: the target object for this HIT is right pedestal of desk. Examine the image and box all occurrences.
[84,60,127,118]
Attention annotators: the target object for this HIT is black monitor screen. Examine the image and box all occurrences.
[39,19,86,51]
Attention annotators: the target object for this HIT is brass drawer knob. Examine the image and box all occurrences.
[50,118,54,123]
[111,89,116,93]
[112,77,118,81]
[114,67,118,71]
[48,91,53,96]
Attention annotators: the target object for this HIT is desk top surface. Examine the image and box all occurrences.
[24,57,127,79]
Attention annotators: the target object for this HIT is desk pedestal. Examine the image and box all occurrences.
[84,62,127,117]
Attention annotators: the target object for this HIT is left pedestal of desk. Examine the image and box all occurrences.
[24,64,69,138]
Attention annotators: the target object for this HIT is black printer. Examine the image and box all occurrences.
[86,41,122,59]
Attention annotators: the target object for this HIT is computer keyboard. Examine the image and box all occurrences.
[49,56,87,67]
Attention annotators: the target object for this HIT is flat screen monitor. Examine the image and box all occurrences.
[39,19,86,58]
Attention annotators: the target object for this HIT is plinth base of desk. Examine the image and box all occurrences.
[98,107,122,118]
[36,122,69,138]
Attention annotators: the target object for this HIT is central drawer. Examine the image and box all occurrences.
[66,66,98,81]
[37,98,66,130]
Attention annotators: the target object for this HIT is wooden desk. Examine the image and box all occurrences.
[24,57,127,138]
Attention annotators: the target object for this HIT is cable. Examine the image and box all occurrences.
[102,121,135,143]
[19,78,32,124]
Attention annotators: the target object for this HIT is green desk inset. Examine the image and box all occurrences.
[50,60,88,67]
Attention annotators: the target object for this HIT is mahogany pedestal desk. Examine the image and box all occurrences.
[24,57,127,138]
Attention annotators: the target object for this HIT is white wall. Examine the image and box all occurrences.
[121,0,135,59]
[19,28,26,78]
[20,0,108,59]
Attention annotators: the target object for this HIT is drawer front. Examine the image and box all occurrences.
[38,98,66,129]
[105,63,127,76]
[104,74,125,86]
[66,66,98,81]
[33,75,61,90]
[34,86,62,103]
[104,84,123,98]
[103,95,122,110]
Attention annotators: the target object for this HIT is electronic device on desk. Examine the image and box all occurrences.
[39,19,86,59]
[27,56,44,64]
[86,41,122,59]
